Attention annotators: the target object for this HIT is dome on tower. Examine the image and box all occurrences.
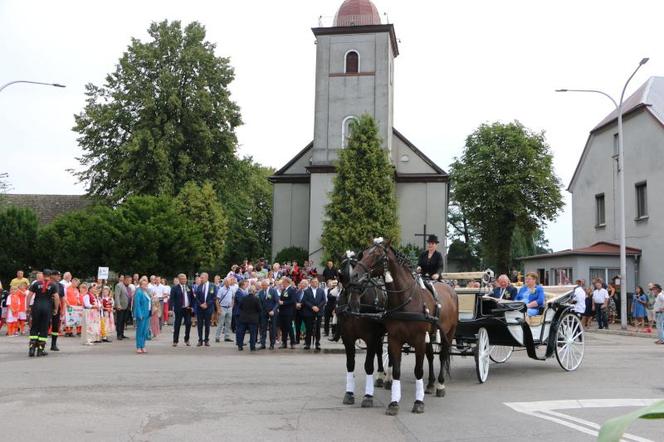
[333,0,381,27]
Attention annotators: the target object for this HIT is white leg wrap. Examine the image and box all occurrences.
[365,374,374,397]
[435,381,445,391]
[346,372,355,393]
[415,379,424,402]
[379,371,386,381]
[391,380,401,403]
[386,367,393,382]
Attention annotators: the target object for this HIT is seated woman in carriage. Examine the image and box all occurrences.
[515,272,545,316]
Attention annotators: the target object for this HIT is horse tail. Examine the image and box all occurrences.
[438,325,452,377]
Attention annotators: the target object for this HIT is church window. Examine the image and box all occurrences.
[342,116,358,148]
[345,50,359,74]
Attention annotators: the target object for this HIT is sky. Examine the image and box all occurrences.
[1,0,662,252]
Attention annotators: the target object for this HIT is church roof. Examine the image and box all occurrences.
[334,0,381,27]
[568,76,664,192]
[519,241,642,261]
[3,193,91,224]
[268,128,448,183]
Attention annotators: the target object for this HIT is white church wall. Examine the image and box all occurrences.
[392,132,439,174]
[271,182,310,259]
[396,181,447,250]
[308,173,335,266]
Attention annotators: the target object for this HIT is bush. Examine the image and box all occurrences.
[273,246,309,265]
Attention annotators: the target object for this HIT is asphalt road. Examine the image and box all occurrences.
[0,328,662,441]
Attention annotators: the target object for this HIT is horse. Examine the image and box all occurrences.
[351,239,458,415]
[335,254,389,408]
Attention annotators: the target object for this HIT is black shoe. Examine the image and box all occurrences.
[28,342,36,357]
[290,344,295,349]
[279,344,287,349]
[238,346,243,351]
[304,346,311,350]
[204,342,210,347]
[315,346,321,352]
[197,342,203,347]
[215,338,220,343]
[250,348,256,352]
[260,345,266,349]
[224,338,233,342]
[51,345,60,351]
[185,341,190,347]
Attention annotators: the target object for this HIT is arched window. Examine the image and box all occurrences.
[345,50,359,74]
[342,116,358,148]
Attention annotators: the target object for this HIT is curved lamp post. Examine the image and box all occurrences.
[556,57,649,330]
[0,80,66,94]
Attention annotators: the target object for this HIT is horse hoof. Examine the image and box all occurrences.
[436,388,446,398]
[361,395,373,408]
[384,380,392,390]
[375,378,384,388]
[385,402,399,416]
[412,400,425,414]
[425,384,435,395]
[343,392,355,405]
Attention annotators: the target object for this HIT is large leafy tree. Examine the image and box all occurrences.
[0,207,39,284]
[321,114,400,262]
[176,181,228,271]
[450,121,563,273]
[72,20,241,204]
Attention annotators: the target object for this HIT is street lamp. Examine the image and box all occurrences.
[0,80,66,94]
[556,57,649,330]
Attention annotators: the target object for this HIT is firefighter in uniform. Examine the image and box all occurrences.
[50,270,64,351]
[28,269,60,357]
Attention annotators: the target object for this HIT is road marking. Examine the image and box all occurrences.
[504,398,662,442]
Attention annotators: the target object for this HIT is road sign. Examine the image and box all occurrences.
[97,266,109,280]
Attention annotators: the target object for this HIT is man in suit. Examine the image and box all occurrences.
[294,280,306,344]
[171,273,194,347]
[194,272,217,347]
[302,278,327,351]
[236,285,261,351]
[277,278,296,349]
[114,276,130,340]
[258,279,279,350]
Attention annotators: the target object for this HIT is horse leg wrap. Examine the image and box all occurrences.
[346,372,355,393]
[365,374,374,397]
[415,379,425,402]
[391,380,401,403]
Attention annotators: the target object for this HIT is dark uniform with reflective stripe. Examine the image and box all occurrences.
[29,280,58,357]
[50,281,65,351]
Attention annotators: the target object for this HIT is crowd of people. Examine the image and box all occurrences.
[0,258,343,356]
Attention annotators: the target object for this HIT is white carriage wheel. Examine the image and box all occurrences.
[489,345,513,364]
[474,327,490,383]
[555,313,584,372]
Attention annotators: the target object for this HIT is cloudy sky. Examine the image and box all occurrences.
[1,0,662,252]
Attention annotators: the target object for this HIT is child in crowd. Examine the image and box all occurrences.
[7,284,28,336]
[581,287,594,328]
[100,286,114,342]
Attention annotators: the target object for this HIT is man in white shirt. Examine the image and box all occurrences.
[652,284,664,344]
[592,279,609,329]
[572,279,586,316]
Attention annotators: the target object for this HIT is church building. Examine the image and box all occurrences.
[269,0,448,267]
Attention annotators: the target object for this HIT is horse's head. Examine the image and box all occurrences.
[351,237,392,285]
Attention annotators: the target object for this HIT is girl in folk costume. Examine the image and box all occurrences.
[64,278,83,336]
[100,286,115,342]
[150,290,161,339]
[7,284,28,336]
[81,283,102,345]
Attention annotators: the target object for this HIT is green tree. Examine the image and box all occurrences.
[321,114,400,262]
[274,246,309,265]
[72,20,241,204]
[176,181,228,270]
[450,121,563,273]
[0,207,39,284]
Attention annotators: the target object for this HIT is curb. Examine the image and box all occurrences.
[585,328,659,339]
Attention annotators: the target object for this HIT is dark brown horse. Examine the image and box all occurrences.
[336,255,388,408]
[351,239,458,415]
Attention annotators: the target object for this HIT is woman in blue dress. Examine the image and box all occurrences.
[515,272,545,317]
[133,277,152,354]
[631,286,648,331]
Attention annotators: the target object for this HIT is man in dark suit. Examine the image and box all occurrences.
[302,278,327,351]
[171,273,194,347]
[277,278,296,349]
[194,272,217,347]
[237,288,261,351]
[258,279,279,350]
[294,280,306,344]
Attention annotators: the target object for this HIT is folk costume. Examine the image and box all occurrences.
[81,289,101,345]
[7,289,28,336]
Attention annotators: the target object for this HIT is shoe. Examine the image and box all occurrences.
[260,345,266,349]
[269,345,275,350]
[197,342,203,347]
[238,346,244,351]
[215,338,220,343]
[224,338,233,342]
[28,341,36,357]
[50,345,60,352]
[279,345,287,349]
[250,348,256,352]
[185,341,190,346]
[315,346,321,352]
[204,342,210,347]
[290,344,295,349]
[303,346,311,350]
[172,343,178,347]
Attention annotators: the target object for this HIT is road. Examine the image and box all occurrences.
[0,328,662,441]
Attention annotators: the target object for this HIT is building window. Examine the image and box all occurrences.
[549,268,573,285]
[635,181,648,219]
[595,193,606,227]
[345,50,359,74]
[341,116,358,148]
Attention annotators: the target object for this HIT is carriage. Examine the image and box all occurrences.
[443,271,585,383]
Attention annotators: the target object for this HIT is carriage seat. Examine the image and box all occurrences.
[457,291,477,320]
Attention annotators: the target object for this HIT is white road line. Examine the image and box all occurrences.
[504,398,662,442]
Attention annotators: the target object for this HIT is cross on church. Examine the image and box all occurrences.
[414,224,430,249]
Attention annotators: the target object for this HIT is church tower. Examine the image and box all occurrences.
[270,0,449,269]
[307,0,399,265]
